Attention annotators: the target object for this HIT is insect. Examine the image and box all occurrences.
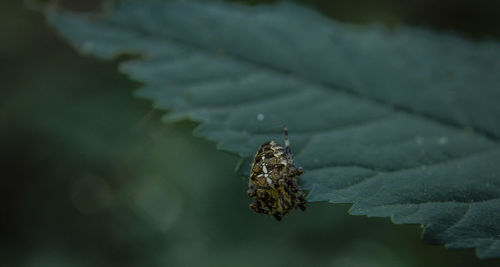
[247,127,306,220]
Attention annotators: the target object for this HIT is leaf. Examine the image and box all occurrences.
[45,0,500,259]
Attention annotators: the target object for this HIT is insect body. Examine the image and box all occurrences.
[248,127,306,220]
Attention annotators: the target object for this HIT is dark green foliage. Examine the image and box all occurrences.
[46,0,500,259]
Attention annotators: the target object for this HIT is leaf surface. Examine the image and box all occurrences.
[47,0,500,259]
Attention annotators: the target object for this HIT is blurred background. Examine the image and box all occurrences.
[2,0,500,266]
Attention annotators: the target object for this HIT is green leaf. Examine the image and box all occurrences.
[46,0,500,259]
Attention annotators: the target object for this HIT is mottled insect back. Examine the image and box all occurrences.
[248,127,306,220]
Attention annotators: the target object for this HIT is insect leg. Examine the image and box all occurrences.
[283,126,291,155]
[250,202,266,214]
[247,188,256,197]
[272,211,283,221]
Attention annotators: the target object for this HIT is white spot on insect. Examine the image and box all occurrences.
[257,113,265,121]
[266,177,273,185]
[262,165,268,174]
[438,136,448,145]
